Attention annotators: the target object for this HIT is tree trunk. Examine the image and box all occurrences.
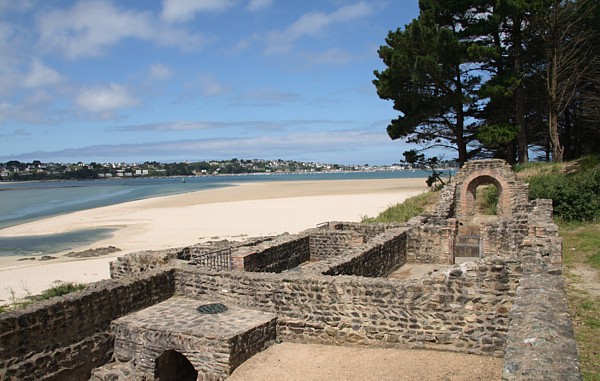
[513,14,529,163]
[548,13,564,162]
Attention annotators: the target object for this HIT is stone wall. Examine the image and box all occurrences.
[405,216,457,264]
[110,249,178,279]
[0,270,176,381]
[234,235,311,273]
[434,159,530,220]
[174,257,520,357]
[503,267,580,380]
[327,221,400,240]
[320,228,408,277]
[308,228,365,261]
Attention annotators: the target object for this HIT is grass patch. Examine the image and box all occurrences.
[560,222,600,380]
[0,282,87,313]
[362,191,438,223]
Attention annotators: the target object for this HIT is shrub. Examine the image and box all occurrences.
[528,164,600,222]
[38,282,87,299]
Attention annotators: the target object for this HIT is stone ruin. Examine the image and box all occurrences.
[0,159,581,380]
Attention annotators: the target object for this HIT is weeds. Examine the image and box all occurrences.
[0,282,87,313]
[561,222,600,380]
[362,191,437,223]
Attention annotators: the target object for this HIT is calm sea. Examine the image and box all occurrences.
[0,171,429,256]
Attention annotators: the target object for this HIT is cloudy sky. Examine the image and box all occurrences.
[0,0,420,165]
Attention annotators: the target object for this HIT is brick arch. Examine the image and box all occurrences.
[461,173,511,217]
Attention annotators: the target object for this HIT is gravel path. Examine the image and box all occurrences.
[228,343,502,381]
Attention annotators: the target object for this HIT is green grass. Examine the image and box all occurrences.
[0,282,87,313]
[560,222,600,380]
[362,191,437,223]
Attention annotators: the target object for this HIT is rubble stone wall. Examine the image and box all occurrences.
[405,217,456,264]
[237,235,311,273]
[110,249,177,279]
[0,270,176,381]
[503,268,580,380]
[320,229,407,277]
[175,258,520,357]
[308,229,365,261]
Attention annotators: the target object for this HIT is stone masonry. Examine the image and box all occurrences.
[0,159,581,381]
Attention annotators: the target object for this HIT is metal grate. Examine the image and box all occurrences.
[196,303,228,314]
[190,248,232,271]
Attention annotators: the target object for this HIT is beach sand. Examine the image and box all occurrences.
[0,178,506,381]
[0,178,426,302]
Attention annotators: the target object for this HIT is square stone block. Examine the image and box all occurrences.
[111,296,277,380]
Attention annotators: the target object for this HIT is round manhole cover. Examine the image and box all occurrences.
[196,303,228,314]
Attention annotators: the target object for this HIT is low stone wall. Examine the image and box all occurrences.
[110,249,177,279]
[236,235,311,273]
[405,217,456,264]
[175,257,520,356]
[0,270,176,381]
[503,268,581,380]
[308,228,364,261]
[328,222,399,240]
[321,228,408,277]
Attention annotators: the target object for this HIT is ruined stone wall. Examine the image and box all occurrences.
[236,235,311,273]
[298,228,408,277]
[503,268,580,380]
[328,222,400,240]
[0,271,176,381]
[175,257,520,356]
[405,217,457,264]
[320,229,407,277]
[308,229,365,261]
[110,249,178,279]
[481,218,528,258]
[434,159,530,220]
[481,199,559,263]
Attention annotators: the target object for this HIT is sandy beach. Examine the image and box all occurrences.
[0,178,426,302]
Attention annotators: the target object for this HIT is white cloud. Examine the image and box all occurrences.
[37,0,153,59]
[149,64,173,81]
[161,0,235,23]
[265,2,374,54]
[76,83,139,113]
[247,0,273,12]
[1,127,389,162]
[23,59,62,88]
[35,0,210,59]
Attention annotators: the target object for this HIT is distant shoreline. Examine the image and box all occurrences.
[0,177,428,301]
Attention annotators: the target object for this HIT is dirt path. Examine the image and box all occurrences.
[228,343,502,381]
[569,263,600,297]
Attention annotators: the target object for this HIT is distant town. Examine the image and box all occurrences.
[0,158,458,181]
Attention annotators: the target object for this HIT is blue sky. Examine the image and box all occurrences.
[0,0,421,165]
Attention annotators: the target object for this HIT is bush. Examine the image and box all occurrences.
[38,282,87,299]
[528,165,600,222]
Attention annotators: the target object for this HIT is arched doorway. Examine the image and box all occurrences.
[154,349,198,381]
[455,174,508,263]
[462,175,505,219]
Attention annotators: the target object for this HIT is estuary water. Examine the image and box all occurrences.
[0,171,430,256]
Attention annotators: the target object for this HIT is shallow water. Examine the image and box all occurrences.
[0,228,118,256]
[0,171,431,256]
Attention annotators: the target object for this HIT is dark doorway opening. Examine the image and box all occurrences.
[155,349,198,381]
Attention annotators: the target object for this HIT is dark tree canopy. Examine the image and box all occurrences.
[374,0,600,164]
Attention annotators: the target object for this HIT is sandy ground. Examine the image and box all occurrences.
[228,342,503,381]
[0,178,426,302]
